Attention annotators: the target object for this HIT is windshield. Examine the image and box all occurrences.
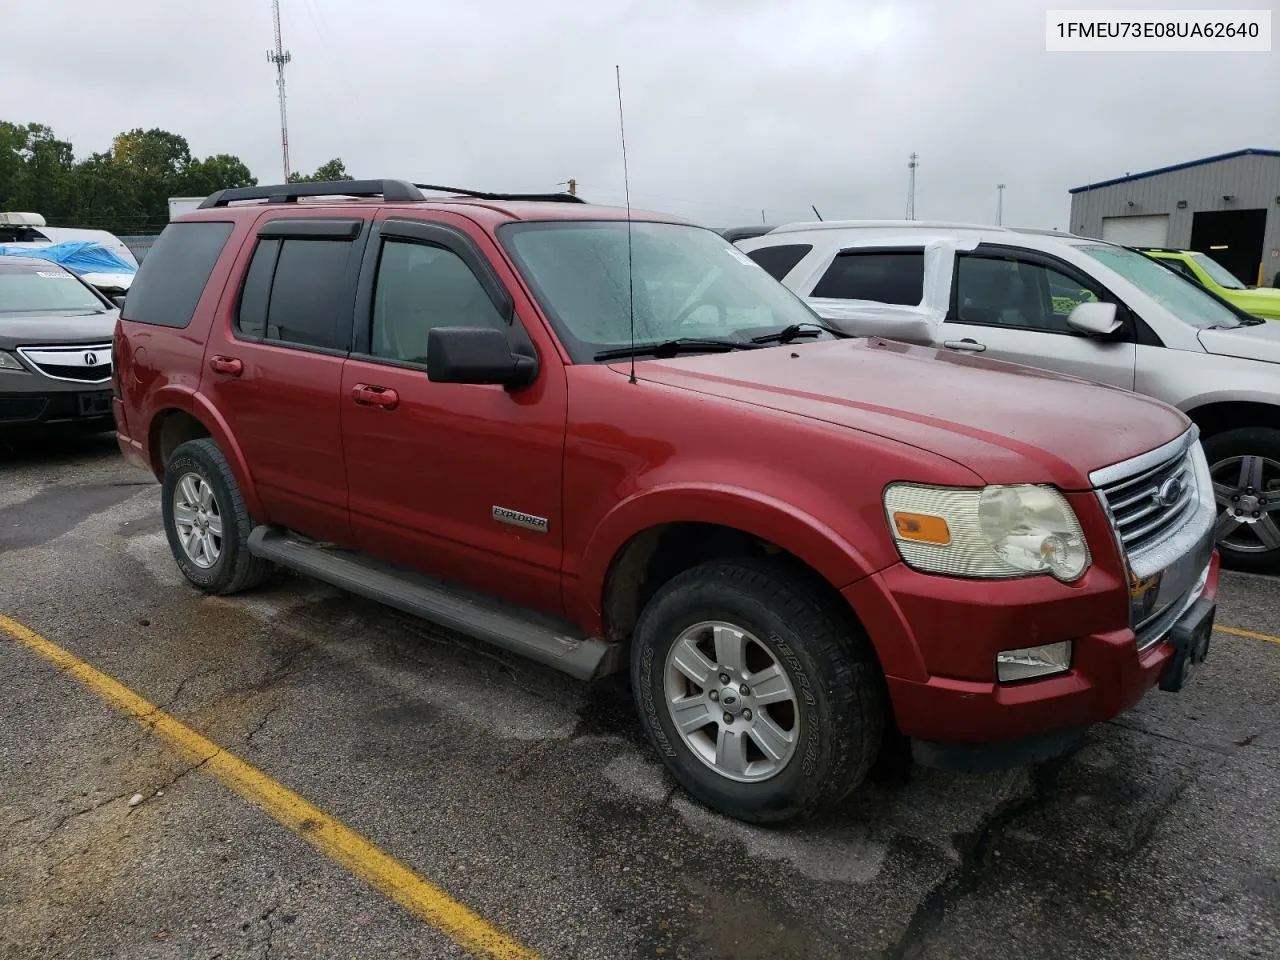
[0,262,106,314]
[1191,252,1247,290]
[1079,246,1241,329]
[500,221,823,362]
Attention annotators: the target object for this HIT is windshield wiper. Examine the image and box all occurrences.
[594,337,758,362]
[749,321,849,344]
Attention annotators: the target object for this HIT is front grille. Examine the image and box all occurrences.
[1097,446,1196,555]
[16,343,113,384]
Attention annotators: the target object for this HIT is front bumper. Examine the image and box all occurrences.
[0,386,115,434]
[846,549,1220,750]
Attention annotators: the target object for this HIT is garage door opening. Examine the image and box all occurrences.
[1100,214,1170,248]
[1190,209,1267,287]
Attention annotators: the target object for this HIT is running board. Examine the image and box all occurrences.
[247,527,623,681]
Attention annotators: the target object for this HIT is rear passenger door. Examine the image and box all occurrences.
[201,215,369,544]
[799,247,937,343]
[339,213,568,617]
[941,246,1137,390]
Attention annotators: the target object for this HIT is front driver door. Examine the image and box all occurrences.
[939,245,1137,390]
[339,213,568,617]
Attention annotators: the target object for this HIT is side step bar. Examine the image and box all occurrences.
[247,527,623,681]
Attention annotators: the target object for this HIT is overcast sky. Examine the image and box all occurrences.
[7,0,1278,228]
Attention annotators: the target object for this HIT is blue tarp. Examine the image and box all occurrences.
[0,240,137,276]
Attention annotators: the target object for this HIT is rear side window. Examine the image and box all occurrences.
[811,250,925,305]
[121,221,233,328]
[235,237,358,350]
[745,244,812,281]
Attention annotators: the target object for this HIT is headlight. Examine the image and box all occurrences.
[0,350,26,372]
[883,482,1091,582]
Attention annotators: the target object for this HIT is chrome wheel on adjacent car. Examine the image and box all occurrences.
[663,620,800,783]
[171,472,223,569]
[1211,454,1280,556]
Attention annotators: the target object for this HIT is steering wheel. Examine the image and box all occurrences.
[674,300,724,328]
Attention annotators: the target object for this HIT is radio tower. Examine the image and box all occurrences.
[905,152,919,220]
[267,0,292,182]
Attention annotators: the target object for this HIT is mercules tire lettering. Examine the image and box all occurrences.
[639,646,677,758]
[773,636,821,777]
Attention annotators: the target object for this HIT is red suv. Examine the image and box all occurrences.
[113,179,1220,823]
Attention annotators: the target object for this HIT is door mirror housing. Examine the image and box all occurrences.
[1066,301,1121,337]
[110,294,127,310]
[426,327,537,388]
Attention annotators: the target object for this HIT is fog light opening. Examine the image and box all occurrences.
[996,641,1073,682]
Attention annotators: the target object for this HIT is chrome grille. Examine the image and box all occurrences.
[1097,446,1196,555]
[16,343,113,384]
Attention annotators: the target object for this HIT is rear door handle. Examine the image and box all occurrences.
[942,339,986,353]
[209,356,243,375]
[351,383,399,410]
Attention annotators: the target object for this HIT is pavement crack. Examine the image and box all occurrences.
[883,761,1065,960]
[259,905,280,959]
[247,704,282,747]
[1126,774,1193,860]
[43,791,133,841]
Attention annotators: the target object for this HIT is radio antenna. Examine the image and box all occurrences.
[616,64,637,385]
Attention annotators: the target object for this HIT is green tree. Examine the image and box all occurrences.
[0,120,262,236]
[288,158,353,183]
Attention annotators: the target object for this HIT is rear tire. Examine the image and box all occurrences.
[161,438,273,595]
[631,558,886,824]
[1202,427,1280,576]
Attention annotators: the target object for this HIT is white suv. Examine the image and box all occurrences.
[735,220,1280,574]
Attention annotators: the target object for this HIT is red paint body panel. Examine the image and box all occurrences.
[113,195,1210,754]
[868,552,1220,743]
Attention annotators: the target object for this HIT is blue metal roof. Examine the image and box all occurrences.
[1068,148,1280,194]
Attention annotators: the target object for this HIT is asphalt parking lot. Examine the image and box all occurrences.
[1,435,1277,960]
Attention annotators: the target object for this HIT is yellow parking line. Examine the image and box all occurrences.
[0,613,542,960]
[1215,625,1280,646]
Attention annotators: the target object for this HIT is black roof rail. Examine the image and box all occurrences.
[413,183,586,204]
[198,179,425,209]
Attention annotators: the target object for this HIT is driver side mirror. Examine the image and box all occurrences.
[1065,301,1121,337]
[110,294,127,310]
[426,327,538,388]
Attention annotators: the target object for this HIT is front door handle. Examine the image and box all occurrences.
[209,356,243,375]
[942,339,986,353]
[351,383,399,410]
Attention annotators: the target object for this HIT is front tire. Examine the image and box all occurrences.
[1203,427,1280,575]
[161,438,273,595]
[631,559,886,824]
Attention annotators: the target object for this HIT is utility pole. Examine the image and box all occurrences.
[905,152,919,220]
[267,0,292,182]
[996,183,1006,225]
[558,179,577,197]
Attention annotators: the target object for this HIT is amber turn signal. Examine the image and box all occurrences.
[892,511,952,545]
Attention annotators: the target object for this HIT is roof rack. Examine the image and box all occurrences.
[198,179,425,209]
[413,183,585,204]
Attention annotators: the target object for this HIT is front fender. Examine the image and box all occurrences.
[575,482,882,631]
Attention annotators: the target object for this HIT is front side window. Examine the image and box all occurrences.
[500,221,821,362]
[1079,245,1241,329]
[811,250,924,305]
[953,255,1101,334]
[370,241,506,364]
[1191,253,1246,290]
[0,261,107,314]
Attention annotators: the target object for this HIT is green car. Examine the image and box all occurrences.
[1143,248,1280,320]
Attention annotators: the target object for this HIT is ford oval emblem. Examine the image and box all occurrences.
[1153,476,1183,507]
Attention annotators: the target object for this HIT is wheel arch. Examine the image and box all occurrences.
[147,396,265,518]
[1184,399,1280,437]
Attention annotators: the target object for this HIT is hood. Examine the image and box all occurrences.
[1225,286,1280,319]
[1197,318,1280,364]
[628,338,1190,489]
[0,309,118,349]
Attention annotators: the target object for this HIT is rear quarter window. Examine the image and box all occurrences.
[745,244,812,281]
[121,221,234,328]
